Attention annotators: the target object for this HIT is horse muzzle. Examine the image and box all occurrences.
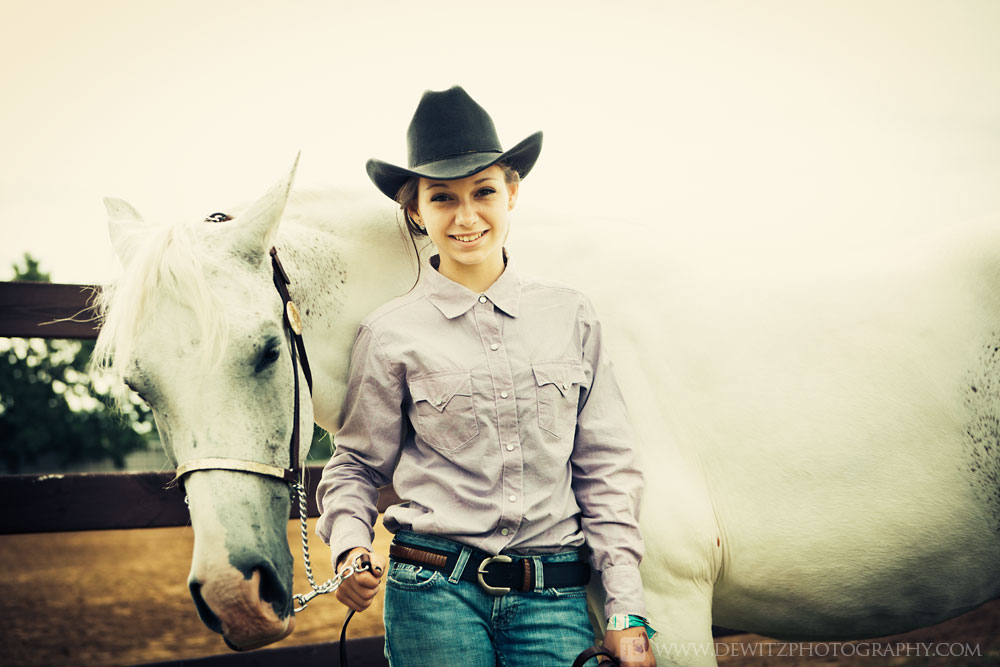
[189,562,296,651]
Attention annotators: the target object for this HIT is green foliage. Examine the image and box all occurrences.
[0,253,153,473]
[12,254,47,282]
[307,427,334,463]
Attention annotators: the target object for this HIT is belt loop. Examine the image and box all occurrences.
[450,547,472,584]
[532,556,544,590]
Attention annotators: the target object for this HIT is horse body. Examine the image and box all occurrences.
[702,262,1000,641]
[97,164,1000,663]
[635,257,997,646]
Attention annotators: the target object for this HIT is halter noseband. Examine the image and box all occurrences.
[170,246,313,487]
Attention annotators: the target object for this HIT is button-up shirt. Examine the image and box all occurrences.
[316,255,646,617]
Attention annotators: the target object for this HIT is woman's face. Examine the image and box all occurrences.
[410,165,517,279]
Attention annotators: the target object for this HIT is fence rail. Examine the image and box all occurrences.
[0,281,100,339]
[0,465,400,534]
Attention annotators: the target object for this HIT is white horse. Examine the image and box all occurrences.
[95,161,1000,663]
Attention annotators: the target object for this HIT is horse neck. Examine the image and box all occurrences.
[272,194,419,431]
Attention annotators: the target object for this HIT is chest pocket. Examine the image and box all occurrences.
[532,361,588,439]
[408,371,479,453]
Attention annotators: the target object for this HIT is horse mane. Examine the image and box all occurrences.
[92,218,230,407]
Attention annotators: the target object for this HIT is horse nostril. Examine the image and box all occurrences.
[189,581,223,634]
[255,565,289,616]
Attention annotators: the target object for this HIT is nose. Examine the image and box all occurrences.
[455,200,477,227]
[189,563,295,650]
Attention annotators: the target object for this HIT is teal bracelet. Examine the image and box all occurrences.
[630,615,656,639]
[606,614,657,638]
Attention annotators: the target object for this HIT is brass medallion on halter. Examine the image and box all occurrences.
[285,301,303,335]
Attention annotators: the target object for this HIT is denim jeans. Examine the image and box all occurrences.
[383,531,595,667]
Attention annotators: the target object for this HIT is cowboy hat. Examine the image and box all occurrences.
[366,86,543,201]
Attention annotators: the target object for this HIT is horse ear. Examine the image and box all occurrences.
[105,197,148,266]
[233,153,300,254]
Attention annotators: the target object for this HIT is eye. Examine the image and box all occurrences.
[430,193,453,203]
[256,339,281,373]
[476,187,497,197]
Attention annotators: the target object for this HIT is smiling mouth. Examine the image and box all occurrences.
[451,230,487,243]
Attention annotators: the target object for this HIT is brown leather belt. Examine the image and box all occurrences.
[388,542,590,596]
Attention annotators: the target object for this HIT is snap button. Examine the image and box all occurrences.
[562,382,569,390]
[478,295,487,303]
[501,528,510,536]
[435,398,443,406]
[506,444,514,451]
[509,495,516,502]
[490,343,499,351]
[500,391,509,399]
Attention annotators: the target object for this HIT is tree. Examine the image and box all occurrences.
[0,254,152,472]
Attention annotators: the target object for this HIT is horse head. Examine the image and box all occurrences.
[95,160,314,650]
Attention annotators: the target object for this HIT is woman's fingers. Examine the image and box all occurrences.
[370,551,388,577]
[353,571,381,589]
[336,578,378,611]
[332,547,389,612]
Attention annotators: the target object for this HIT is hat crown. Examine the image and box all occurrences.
[406,86,503,168]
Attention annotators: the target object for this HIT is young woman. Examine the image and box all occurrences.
[316,86,655,666]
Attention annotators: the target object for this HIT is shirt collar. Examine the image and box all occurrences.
[423,252,522,319]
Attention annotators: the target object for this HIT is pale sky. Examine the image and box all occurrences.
[2,0,999,283]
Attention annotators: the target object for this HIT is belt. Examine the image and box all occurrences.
[389,543,590,596]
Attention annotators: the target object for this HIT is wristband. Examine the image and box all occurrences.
[606,613,656,637]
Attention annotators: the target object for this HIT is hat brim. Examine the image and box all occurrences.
[366,131,543,202]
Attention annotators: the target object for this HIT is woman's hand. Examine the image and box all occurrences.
[333,547,387,612]
[604,627,656,666]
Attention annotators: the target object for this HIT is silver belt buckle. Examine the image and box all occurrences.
[477,554,512,596]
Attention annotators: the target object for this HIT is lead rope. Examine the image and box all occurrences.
[291,473,347,613]
[572,647,620,666]
[291,472,368,667]
[291,471,371,611]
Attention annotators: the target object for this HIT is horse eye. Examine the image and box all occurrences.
[256,343,281,373]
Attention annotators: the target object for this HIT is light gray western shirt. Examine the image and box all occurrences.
[316,254,646,617]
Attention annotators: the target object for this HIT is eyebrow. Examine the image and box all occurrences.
[426,176,498,190]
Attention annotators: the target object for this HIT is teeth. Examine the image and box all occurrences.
[453,230,486,242]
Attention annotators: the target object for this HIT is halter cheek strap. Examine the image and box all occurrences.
[169,246,313,488]
[268,245,314,477]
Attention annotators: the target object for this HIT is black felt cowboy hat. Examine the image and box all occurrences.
[366,86,543,201]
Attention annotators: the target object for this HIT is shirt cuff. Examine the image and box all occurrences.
[325,517,375,569]
[600,564,647,619]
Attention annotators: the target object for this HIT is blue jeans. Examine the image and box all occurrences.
[383,531,595,667]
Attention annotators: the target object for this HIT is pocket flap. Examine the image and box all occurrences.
[408,371,473,412]
[532,362,587,396]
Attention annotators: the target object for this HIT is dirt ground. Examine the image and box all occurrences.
[0,519,390,666]
[0,520,997,666]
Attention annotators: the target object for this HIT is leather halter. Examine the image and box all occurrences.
[171,246,313,487]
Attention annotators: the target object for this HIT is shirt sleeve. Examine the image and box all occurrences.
[315,323,405,566]
[571,296,648,619]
